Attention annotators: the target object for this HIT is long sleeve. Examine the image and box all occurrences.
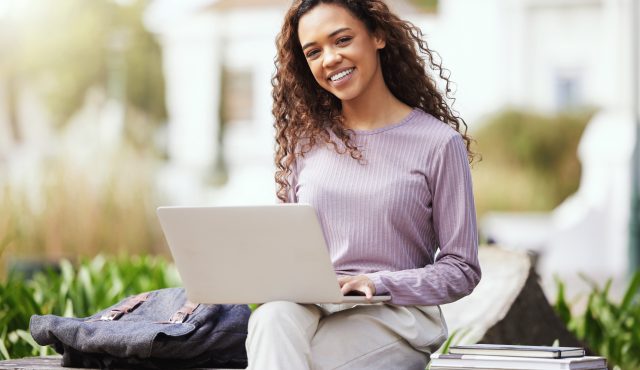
[292,109,481,306]
[366,134,481,305]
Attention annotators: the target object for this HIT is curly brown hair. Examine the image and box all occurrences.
[273,0,475,202]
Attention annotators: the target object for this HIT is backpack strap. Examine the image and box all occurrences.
[98,292,150,321]
[167,301,200,324]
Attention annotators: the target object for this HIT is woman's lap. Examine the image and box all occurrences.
[246,301,447,370]
[246,302,322,369]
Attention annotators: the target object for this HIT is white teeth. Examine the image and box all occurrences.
[330,68,354,82]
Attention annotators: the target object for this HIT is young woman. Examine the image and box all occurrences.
[245,1,481,368]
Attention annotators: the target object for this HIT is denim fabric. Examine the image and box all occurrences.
[29,288,250,369]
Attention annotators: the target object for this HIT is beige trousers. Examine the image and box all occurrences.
[245,301,447,370]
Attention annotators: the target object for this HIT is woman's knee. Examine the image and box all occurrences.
[249,301,319,333]
[311,338,428,370]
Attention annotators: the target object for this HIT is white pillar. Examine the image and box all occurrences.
[146,6,223,204]
[161,13,221,172]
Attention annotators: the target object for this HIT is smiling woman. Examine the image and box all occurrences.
[298,4,387,106]
[248,1,482,369]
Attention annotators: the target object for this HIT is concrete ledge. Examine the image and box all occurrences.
[0,356,74,370]
[0,356,233,370]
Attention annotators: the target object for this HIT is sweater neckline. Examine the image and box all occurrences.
[350,108,420,135]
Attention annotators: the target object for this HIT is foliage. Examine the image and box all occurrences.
[0,0,166,128]
[426,328,471,369]
[472,109,593,216]
[438,328,459,354]
[0,254,180,360]
[554,272,640,369]
[410,0,439,12]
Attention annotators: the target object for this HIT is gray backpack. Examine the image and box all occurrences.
[30,288,250,369]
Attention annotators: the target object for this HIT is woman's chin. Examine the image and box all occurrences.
[329,88,361,103]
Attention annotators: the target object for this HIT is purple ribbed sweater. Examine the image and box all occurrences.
[287,108,481,306]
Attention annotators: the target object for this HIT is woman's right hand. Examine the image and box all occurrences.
[338,275,375,300]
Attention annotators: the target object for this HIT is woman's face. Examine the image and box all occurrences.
[297,3,385,102]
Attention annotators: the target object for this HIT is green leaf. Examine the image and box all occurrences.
[14,330,40,353]
[0,327,11,360]
[63,298,74,318]
[439,330,457,354]
[553,275,572,325]
[621,270,640,312]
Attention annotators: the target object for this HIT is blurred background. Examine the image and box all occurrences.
[0,0,639,364]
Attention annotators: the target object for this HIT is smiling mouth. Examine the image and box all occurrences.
[328,68,355,82]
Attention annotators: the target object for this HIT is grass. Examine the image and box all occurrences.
[0,147,167,277]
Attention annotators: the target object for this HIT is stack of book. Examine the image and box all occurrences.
[430,344,607,370]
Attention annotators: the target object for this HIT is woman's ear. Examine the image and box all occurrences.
[373,30,386,50]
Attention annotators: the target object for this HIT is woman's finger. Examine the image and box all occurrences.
[337,276,351,286]
[338,276,375,300]
[363,285,373,299]
[340,281,355,294]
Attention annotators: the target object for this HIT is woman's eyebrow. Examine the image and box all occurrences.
[301,27,352,50]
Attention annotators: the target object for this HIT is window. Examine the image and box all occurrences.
[221,68,253,124]
[555,71,582,111]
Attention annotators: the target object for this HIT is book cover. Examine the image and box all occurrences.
[430,353,606,370]
[448,344,585,359]
[429,367,607,370]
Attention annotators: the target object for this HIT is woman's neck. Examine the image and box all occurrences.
[341,77,412,131]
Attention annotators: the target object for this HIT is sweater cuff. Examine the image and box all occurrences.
[366,272,389,296]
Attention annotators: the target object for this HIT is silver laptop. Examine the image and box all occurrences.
[157,204,391,304]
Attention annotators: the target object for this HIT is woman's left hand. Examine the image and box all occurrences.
[338,275,376,299]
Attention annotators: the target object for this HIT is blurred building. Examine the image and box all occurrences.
[419,0,634,118]
[453,0,638,291]
[144,0,286,206]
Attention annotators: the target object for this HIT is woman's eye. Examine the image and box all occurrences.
[306,49,320,59]
[337,36,352,45]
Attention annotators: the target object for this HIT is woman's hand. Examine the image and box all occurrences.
[338,275,376,300]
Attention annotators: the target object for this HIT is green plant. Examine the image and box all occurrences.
[472,109,593,217]
[410,0,439,12]
[554,272,640,369]
[0,254,180,360]
[426,328,472,369]
[438,329,460,355]
[1,0,166,131]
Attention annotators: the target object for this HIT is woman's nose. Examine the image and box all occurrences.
[322,48,343,68]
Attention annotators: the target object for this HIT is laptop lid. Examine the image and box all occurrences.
[157,204,390,304]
